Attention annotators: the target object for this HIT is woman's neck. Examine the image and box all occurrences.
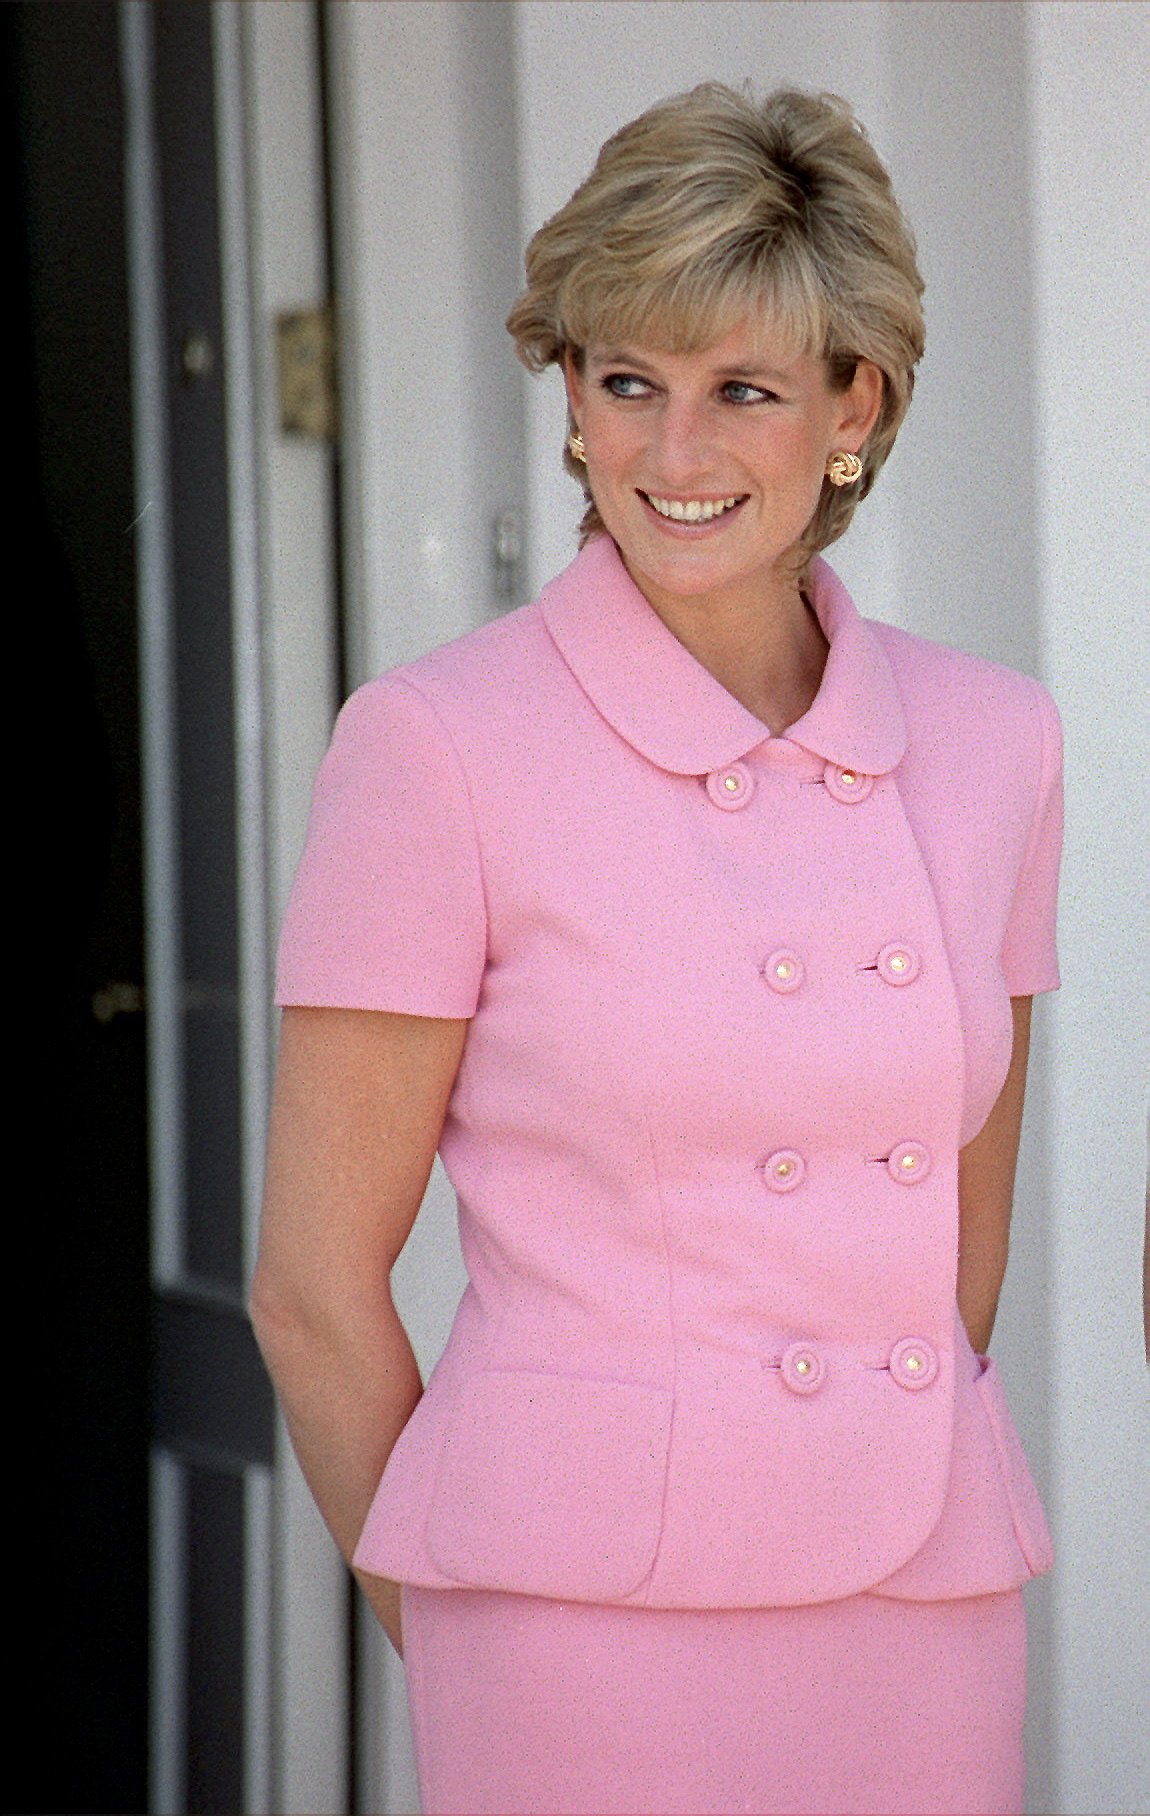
[640,572,829,738]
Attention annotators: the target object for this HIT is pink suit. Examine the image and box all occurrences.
[277,535,1062,1810]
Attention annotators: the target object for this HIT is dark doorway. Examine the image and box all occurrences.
[6,3,150,1811]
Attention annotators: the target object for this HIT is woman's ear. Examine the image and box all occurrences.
[834,358,884,451]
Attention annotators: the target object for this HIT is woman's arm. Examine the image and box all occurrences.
[956,995,1033,1354]
[250,1005,469,1654]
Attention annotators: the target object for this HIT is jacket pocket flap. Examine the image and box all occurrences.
[426,1369,672,1601]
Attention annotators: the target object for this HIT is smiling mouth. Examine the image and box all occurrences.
[640,492,746,524]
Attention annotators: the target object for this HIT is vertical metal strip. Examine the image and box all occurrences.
[314,0,352,710]
[243,1464,275,1815]
[211,0,271,1289]
[149,1450,188,1816]
[212,12,275,1811]
[119,0,185,1287]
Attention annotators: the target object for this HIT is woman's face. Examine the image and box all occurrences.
[564,322,882,623]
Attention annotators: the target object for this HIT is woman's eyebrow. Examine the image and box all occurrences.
[712,361,793,383]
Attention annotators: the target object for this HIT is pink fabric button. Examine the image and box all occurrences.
[823,762,874,804]
[762,949,804,994]
[876,942,921,986]
[761,1149,806,1193]
[705,763,754,810]
[887,1140,931,1184]
[780,1341,826,1395]
[889,1338,939,1390]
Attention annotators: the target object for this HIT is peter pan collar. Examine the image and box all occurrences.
[539,534,907,777]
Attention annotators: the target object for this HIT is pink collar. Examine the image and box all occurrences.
[539,535,907,777]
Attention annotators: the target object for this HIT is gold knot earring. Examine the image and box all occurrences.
[567,429,587,464]
[825,450,863,487]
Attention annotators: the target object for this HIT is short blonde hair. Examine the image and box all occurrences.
[506,83,924,566]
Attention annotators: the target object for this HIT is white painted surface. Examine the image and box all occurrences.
[241,0,340,925]
[327,0,526,684]
[239,5,347,1812]
[1025,6,1150,1811]
[316,4,1149,1811]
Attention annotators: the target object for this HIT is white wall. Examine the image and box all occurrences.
[1026,6,1150,1810]
[328,0,526,683]
[322,4,1149,1811]
[237,6,347,1810]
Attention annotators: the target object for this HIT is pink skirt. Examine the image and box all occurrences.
[401,1584,1027,1815]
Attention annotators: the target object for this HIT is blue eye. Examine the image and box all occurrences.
[602,372,651,398]
[723,381,773,404]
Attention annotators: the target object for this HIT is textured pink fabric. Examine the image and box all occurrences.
[401,1583,1028,1816]
[277,537,1062,1607]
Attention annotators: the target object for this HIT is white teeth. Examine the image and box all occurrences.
[646,494,742,522]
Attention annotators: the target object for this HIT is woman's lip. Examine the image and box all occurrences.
[637,490,748,529]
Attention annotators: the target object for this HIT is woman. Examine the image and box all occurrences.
[253,84,1062,1815]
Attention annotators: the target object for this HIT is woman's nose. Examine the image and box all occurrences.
[648,400,715,484]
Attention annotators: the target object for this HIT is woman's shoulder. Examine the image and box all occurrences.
[865,621,1062,852]
[334,598,567,767]
[375,595,557,704]
[869,617,1061,759]
[871,617,1054,710]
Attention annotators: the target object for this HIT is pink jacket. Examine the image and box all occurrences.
[277,536,1062,1608]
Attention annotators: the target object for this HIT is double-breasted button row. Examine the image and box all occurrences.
[704,760,877,809]
[768,1338,940,1395]
[761,1142,933,1191]
[760,942,923,993]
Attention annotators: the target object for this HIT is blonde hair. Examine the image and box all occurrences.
[506,83,924,565]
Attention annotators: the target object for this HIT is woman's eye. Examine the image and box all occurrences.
[723,380,773,404]
[602,372,652,398]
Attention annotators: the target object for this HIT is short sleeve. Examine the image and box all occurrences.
[999,682,1063,996]
[275,676,487,1016]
